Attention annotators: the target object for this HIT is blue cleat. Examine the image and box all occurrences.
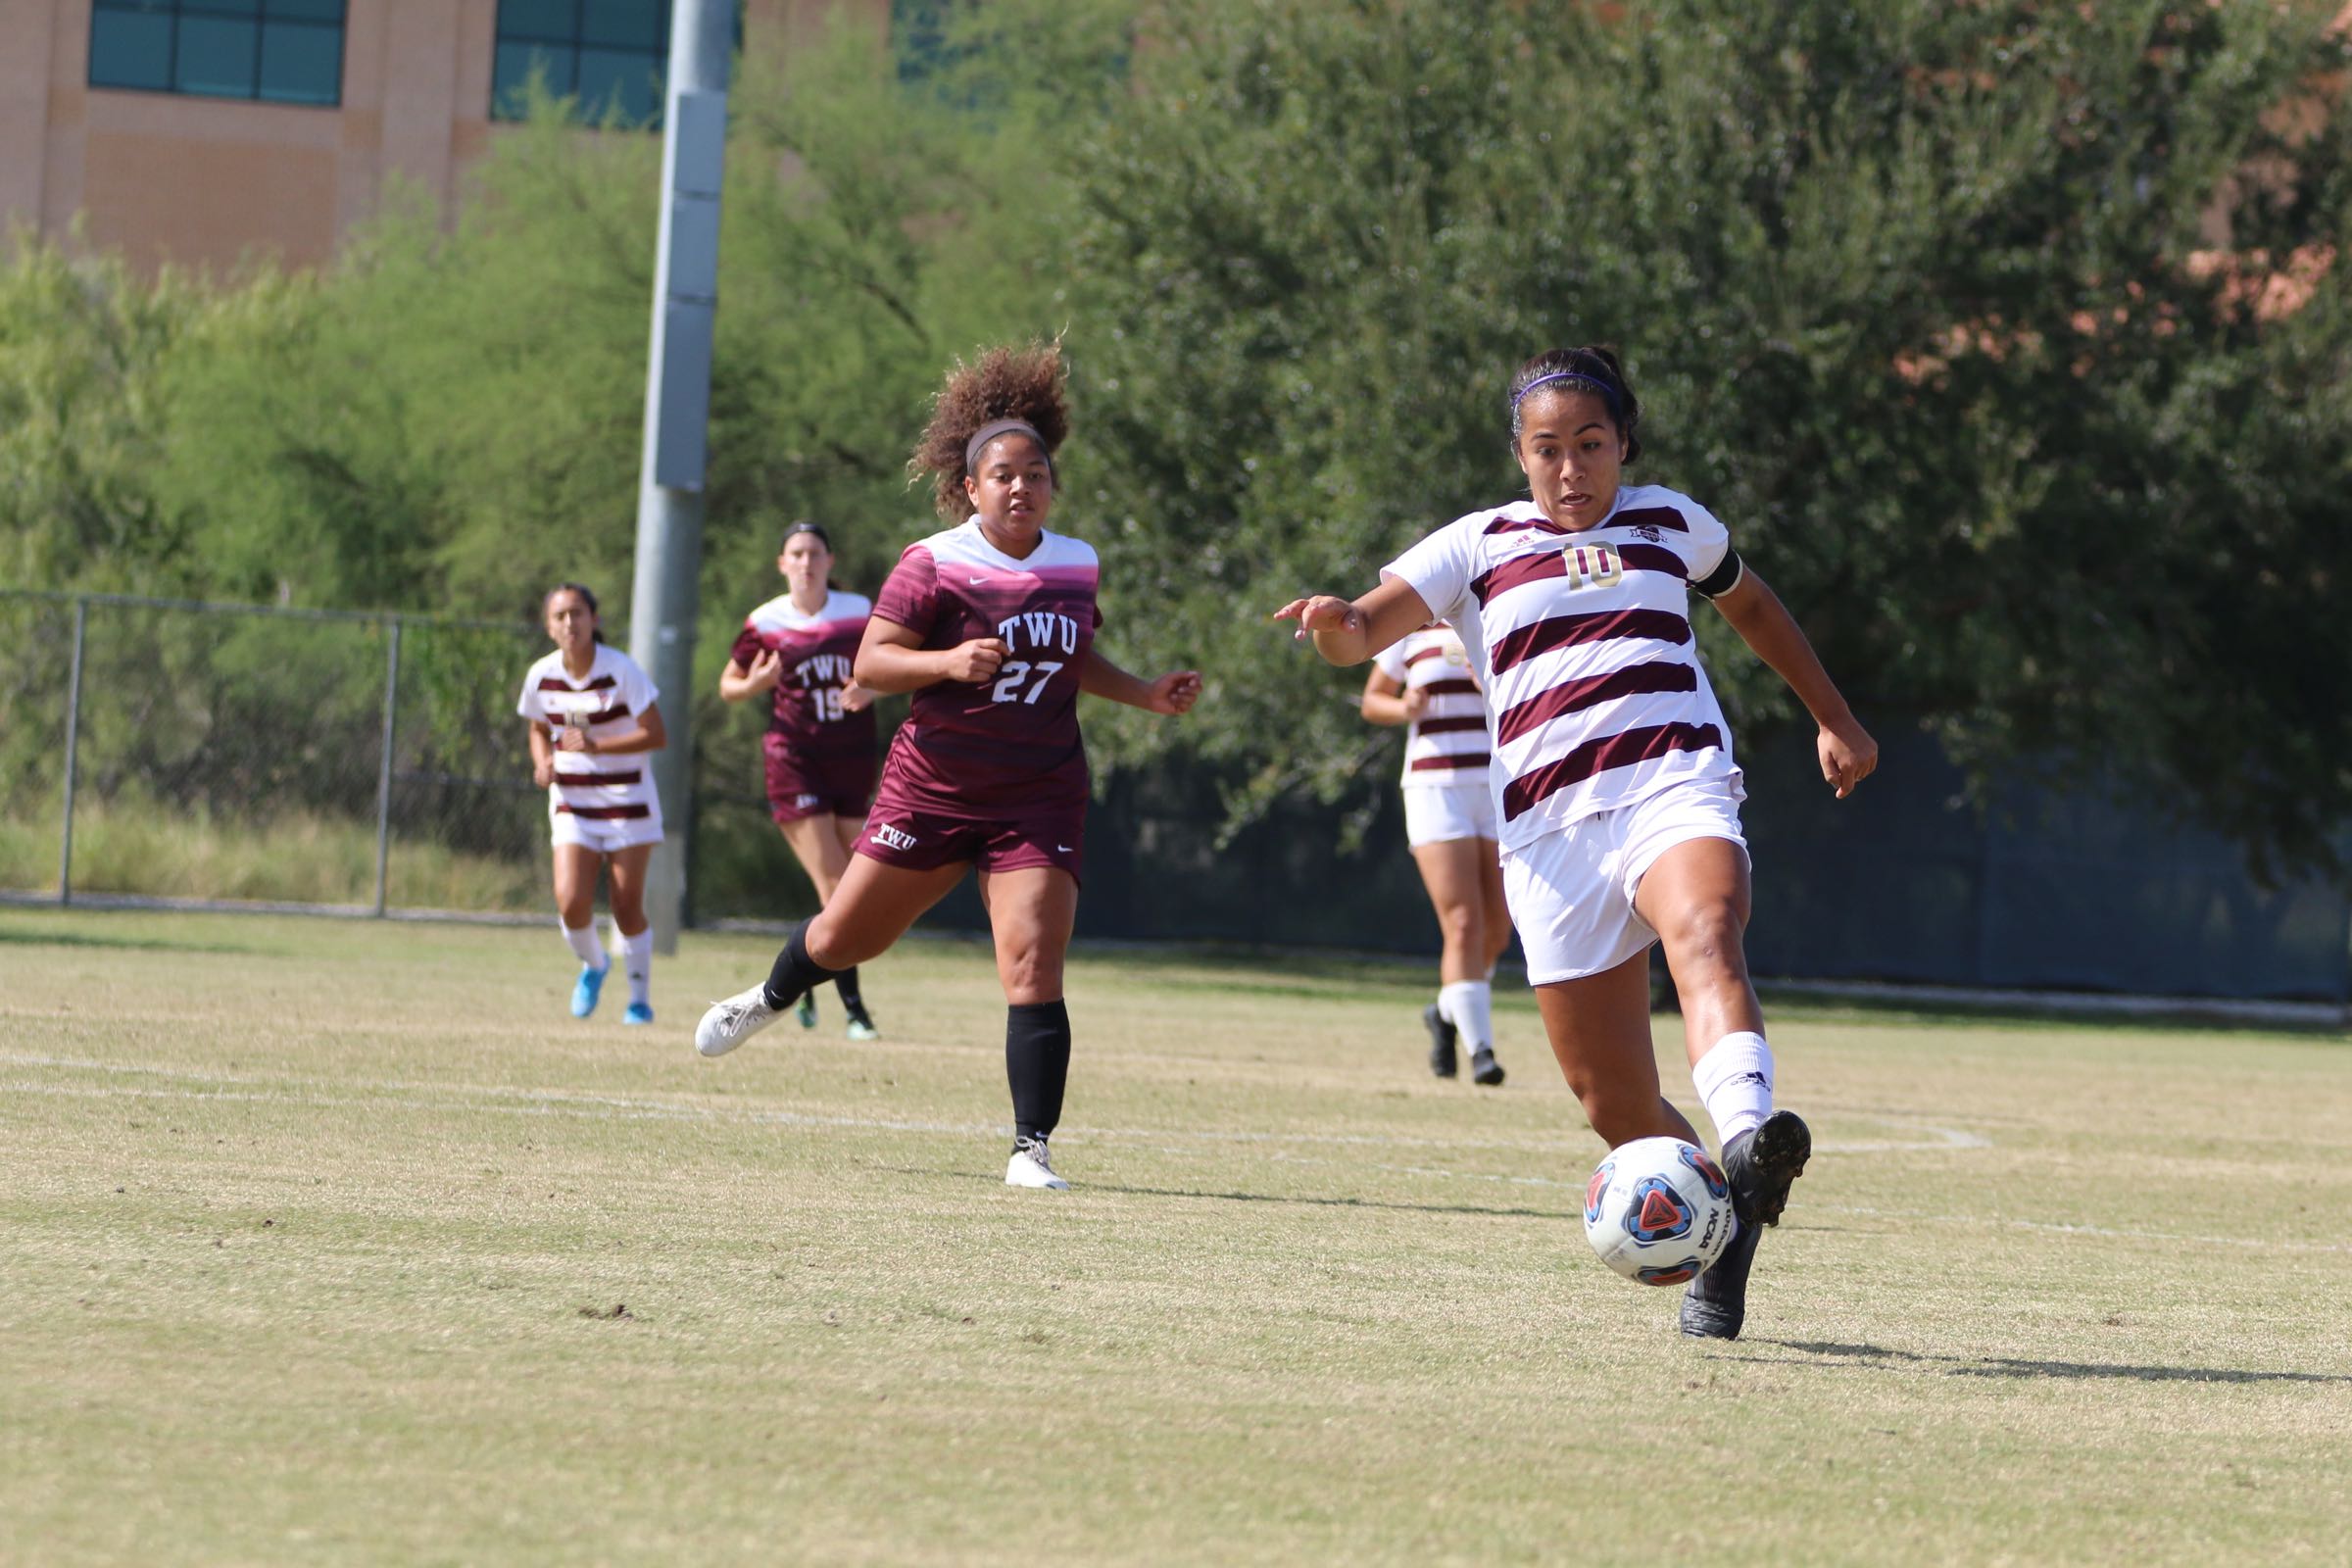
[570,963,609,1019]
[795,989,818,1030]
[622,1001,654,1026]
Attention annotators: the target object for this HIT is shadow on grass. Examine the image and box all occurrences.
[0,924,259,958]
[1740,1338,2351,1386]
[877,1163,1568,1222]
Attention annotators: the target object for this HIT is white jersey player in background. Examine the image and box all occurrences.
[1362,623,1512,1086]
[1278,345,1877,1341]
[517,583,667,1025]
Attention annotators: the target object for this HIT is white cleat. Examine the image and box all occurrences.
[695,984,780,1057]
[1004,1137,1070,1191]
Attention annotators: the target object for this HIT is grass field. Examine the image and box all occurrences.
[4,907,2348,1565]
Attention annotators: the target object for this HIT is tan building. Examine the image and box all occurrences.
[1,0,883,273]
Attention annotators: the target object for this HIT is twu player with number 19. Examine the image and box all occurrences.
[696,343,1202,1191]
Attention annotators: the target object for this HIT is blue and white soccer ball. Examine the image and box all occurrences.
[1582,1136,1736,1286]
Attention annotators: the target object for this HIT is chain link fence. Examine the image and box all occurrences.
[1,591,547,916]
[6,588,2349,1006]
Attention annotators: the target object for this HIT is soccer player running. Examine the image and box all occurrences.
[718,520,883,1041]
[1276,347,1878,1339]
[518,583,668,1025]
[1361,624,1513,1086]
[695,342,1203,1191]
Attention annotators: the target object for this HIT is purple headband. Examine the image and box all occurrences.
[963,418,1055,477]
[1510,370,1617,411]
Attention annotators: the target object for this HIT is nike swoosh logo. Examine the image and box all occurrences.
[1055,844,1074,853]
[969,574,988,585]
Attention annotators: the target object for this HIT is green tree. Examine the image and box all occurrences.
[1066,0,2352,873]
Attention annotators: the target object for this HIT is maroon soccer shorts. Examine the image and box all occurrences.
[762,733,877,824]
[854,793,1087,884]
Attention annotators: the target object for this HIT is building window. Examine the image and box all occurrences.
[89,0,347,108]
[493,0,672,128]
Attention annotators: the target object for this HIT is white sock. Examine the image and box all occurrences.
[615,924,654,1007]
[1438,980,1492,1054]
[1692,1031,1774,1147]
[562,921,607,971]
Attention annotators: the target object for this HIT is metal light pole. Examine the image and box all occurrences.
[629,0,733,953]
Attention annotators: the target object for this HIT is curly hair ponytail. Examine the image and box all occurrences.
[909,342,1071,520]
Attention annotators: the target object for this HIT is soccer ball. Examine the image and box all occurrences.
[1582,1136,1736,1286]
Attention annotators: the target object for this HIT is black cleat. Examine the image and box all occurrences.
[1423,1004,1458,1078]
[1680,1110,1810,1341]
[1723,1109,1811,1228]
[1680,1212,1760,1340]
[1469,1047,1505,1087]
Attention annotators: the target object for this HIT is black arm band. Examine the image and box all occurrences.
[1690,549,1744,600]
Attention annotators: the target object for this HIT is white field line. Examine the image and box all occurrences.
[24,1052,2346,1257]
[0,1050,1986,1155]
[9,1072,2344,1257]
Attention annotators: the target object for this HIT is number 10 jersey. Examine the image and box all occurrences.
[869,518,1103,814]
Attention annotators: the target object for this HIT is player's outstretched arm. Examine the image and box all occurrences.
[854,614,1005,695]
[1081,652,1202,715]
[1272,576,1433,666]
[1709,569,1879,799]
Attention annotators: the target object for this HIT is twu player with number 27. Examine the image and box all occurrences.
[697,343,1202,1192]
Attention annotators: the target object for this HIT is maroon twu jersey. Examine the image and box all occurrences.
[870,519,1102,813]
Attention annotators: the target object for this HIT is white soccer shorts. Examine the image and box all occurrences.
[1402,778,1497,848]
[549,804,665,854]
[1500,776,1747,984]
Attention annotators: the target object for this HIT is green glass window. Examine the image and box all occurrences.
[89,0,346,107]
[493,0,670,127]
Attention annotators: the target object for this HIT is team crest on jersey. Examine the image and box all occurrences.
[1631,523,1663,542]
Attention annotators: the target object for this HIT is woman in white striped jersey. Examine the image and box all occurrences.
[1361,622,1511,1086]
[517,583,668,1025]
[1278,346,1877,1341]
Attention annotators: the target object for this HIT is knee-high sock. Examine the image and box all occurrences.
[1006,1000,1072,1144]
[761,919,842,1010]
[833,965,864,1011]
[1691,1031,1774,1147]
[1438,979,1493,1053]
[562,920,606,971]
[613,922,654,1006]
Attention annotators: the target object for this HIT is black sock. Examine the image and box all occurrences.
[833,965,864,1012]
[1005,1000,1071,1145]
[761,919,842,1010]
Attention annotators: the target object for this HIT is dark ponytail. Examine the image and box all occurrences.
[1506,345,1642,464]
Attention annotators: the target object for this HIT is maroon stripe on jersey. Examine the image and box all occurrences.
[583,703,632,726]
[1471,550,1568,607]
[1494,661,1698,746]
[1411,753,1490,771]
[554,803,653,820]
[1501,722,1722,820]
[537,674,617,692]
[1614,542,1688,579]
[1483,514,1563,537]
[554,769,642,787]
[1403,646,1444,666]
[1611,505,1688,533]
[1491,608,1690,673]
[1415,714,1489,736]
[1423,678,1481,696]
[1473,543,1690,608]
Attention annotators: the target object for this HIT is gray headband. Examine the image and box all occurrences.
[963,418,1054,478]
